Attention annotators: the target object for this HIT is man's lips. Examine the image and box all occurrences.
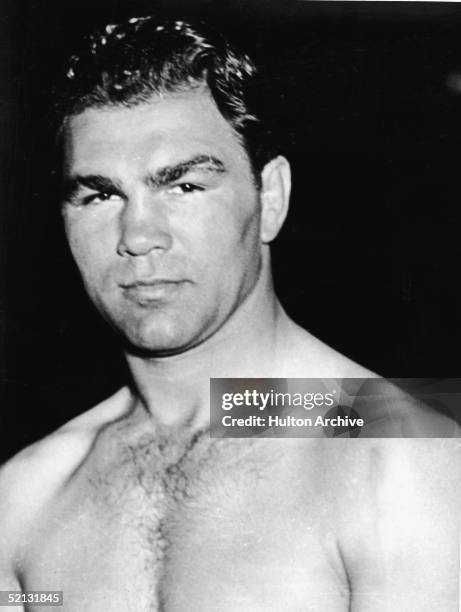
[120,279,187,303]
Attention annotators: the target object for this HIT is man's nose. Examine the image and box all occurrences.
[117,195,173,257]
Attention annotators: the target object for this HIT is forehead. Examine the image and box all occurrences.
[63,90,249,176]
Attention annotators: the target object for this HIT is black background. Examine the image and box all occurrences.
[2,1,461,461]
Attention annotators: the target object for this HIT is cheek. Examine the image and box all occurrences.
[192,188,260,252]
[219,201,261,263]
[194,207,261,286]
[65,220,113,285]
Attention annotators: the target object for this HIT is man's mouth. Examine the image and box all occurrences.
[120,279,187,304]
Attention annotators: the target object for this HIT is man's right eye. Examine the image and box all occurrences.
[81,192,122,206]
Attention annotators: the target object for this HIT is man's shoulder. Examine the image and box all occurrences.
[282,320,460,435]
[321,435,461,487]
[60,385,133,432]
[0,387,132,532]
[313,436,461,557]
[299,378,461,517]
[318,436,461,609]
[352,378,461,437]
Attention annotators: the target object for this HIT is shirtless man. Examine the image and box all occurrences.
[0,15,459,611]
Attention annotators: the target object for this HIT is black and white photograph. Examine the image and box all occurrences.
[0,1,460,610]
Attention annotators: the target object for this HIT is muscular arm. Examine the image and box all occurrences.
[339,439,460,611]
[0,390,129,608]
[0,459,27,611]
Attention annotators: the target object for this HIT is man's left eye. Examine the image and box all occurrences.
[167,183,204,195]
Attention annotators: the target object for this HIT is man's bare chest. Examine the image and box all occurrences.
[22,431,349,611]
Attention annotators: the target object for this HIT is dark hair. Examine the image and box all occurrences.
[54,15,277,183]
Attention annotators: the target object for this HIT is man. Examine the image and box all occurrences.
[0,15,459,611]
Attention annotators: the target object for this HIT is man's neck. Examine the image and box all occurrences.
[124,267,289,432]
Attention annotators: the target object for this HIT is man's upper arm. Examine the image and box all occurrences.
[0,432,78,585]
[340,439,460,611]
[0,457,28,591]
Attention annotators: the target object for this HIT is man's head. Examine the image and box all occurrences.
[56,16,274,183]
[58,16,291,356]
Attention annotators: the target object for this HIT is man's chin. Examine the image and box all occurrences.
[104,305,220,357]
[118,322,201,357]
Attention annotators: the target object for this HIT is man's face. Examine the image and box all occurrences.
[62,90,263,354]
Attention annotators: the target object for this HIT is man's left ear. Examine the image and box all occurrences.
[259,155,291,243]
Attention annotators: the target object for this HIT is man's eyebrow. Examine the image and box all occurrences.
[61,155,226,201]
[62,175,123,201]
[145,155,227,188]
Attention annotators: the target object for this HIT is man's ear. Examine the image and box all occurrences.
[259,155,291,243]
